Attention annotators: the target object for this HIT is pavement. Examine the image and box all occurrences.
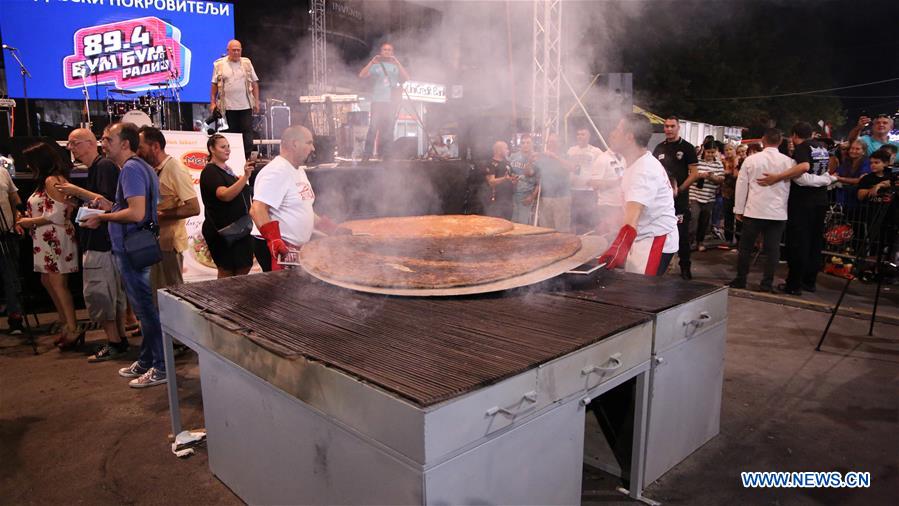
[1,255,896,505]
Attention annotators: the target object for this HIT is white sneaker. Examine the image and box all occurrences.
[118,361,149,378]
[129,368,167,388]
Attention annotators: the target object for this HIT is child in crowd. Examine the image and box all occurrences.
[689,141,725,251]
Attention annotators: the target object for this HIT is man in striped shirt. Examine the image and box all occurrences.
[688,140,725,251]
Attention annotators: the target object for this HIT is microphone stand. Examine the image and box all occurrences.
[5,47,32,136]
[164,45,183,130]
[80,74,92,127]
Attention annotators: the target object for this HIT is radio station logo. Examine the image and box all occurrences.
[63,17,191,92]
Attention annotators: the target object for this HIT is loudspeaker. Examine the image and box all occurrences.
[386,136,418,160]
[309,135,335,165]
[269,105,291,140]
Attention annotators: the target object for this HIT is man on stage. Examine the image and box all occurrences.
[211,39,260,157]
[358,42,410,161]
[598,114,679,276]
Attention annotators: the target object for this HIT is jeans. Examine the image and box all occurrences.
[722,197,736,242]
[735,218,786,288]
[689,199,714,247]
[784,203,827,291]
[0,237,22,315]
[225,108,254,157]
[114,252,164,372]
[363,101,397,158]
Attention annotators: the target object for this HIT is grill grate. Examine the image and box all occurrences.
[166,271,650,407]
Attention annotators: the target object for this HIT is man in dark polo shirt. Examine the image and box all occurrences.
[57,128,129,361]
[652,117,699,279]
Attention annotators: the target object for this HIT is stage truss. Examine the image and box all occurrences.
[531,0,562,140]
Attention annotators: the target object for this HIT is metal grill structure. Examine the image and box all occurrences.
[310,0,329,135]
[311,0,327,94]
[531,0,562,139]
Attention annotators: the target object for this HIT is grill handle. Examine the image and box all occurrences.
[581,353,623,376]
[485,390,538,418]
[683,311,711,330]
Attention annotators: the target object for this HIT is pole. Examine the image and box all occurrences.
[6,48,33,136]
[561,71,608,151]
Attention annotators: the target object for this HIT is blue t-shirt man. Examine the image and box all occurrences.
[858,134,899,157]
[509,151,538,196]
[370,62,399,103]
[108,157,159,253]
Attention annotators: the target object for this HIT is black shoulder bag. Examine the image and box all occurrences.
[217,187,253,245]
[122,159,162,269]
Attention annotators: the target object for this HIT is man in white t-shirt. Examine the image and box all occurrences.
[210,39,260,157]
[567,127,604,189]
[585,150,625,238]
[598,114,679,276]
[250,126,337,271]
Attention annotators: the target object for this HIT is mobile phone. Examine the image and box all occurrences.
[249,151,259,161]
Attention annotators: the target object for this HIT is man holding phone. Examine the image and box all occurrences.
[848,114,899,156]
[358,42,410,161]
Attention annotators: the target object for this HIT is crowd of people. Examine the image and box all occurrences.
[478,114,898,289]
[0,122,331,389]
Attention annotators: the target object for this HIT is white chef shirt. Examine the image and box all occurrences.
[568,144,604,190]
[584,150,625,207]
[621,151,679,253]
[252,156,315,245]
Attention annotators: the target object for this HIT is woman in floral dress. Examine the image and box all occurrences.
[16,142,81,349]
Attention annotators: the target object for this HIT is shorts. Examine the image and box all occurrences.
[82,250,127,322]
[150,250,184,305]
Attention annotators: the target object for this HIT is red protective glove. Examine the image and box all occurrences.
[316,215,339,235]
[597,225,637,270]
[260,221,289,271]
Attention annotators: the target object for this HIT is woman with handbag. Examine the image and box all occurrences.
[16,142,82,350]
[200,134,256,278]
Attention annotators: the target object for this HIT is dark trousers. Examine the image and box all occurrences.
[735,217,786,288]
[253,237,272,273]
[677,206,692,268]
[722,197,736,242]
[363,101,397,158]
[784,202,827,290]
[225,108,254,157]
[689,200,714,247]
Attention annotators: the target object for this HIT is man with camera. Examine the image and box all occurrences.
[358,42,410,161]
[210,39,260,157]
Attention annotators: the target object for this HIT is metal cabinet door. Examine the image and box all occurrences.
[424,399,586,506]
[643,320,727,485]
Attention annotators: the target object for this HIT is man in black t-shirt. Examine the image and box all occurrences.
[56,128,129,361]
[484,141,516,220]
[652,117,699,279]
[758,122,837,295]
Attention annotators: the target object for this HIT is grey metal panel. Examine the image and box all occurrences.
[653,289,728,353]
[159,291,429,464]
[537,321,652,408]
[200,350,424,505]
[423,370,539,464]
[643,319,727,485]
[424,399,586,506]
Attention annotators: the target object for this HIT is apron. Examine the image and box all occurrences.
[624,234,668,276]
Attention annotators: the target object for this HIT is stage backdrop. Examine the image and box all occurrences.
[161,130,248,281]
[0,0,234,102]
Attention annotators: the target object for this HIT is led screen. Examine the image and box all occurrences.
[0,0,235,102]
